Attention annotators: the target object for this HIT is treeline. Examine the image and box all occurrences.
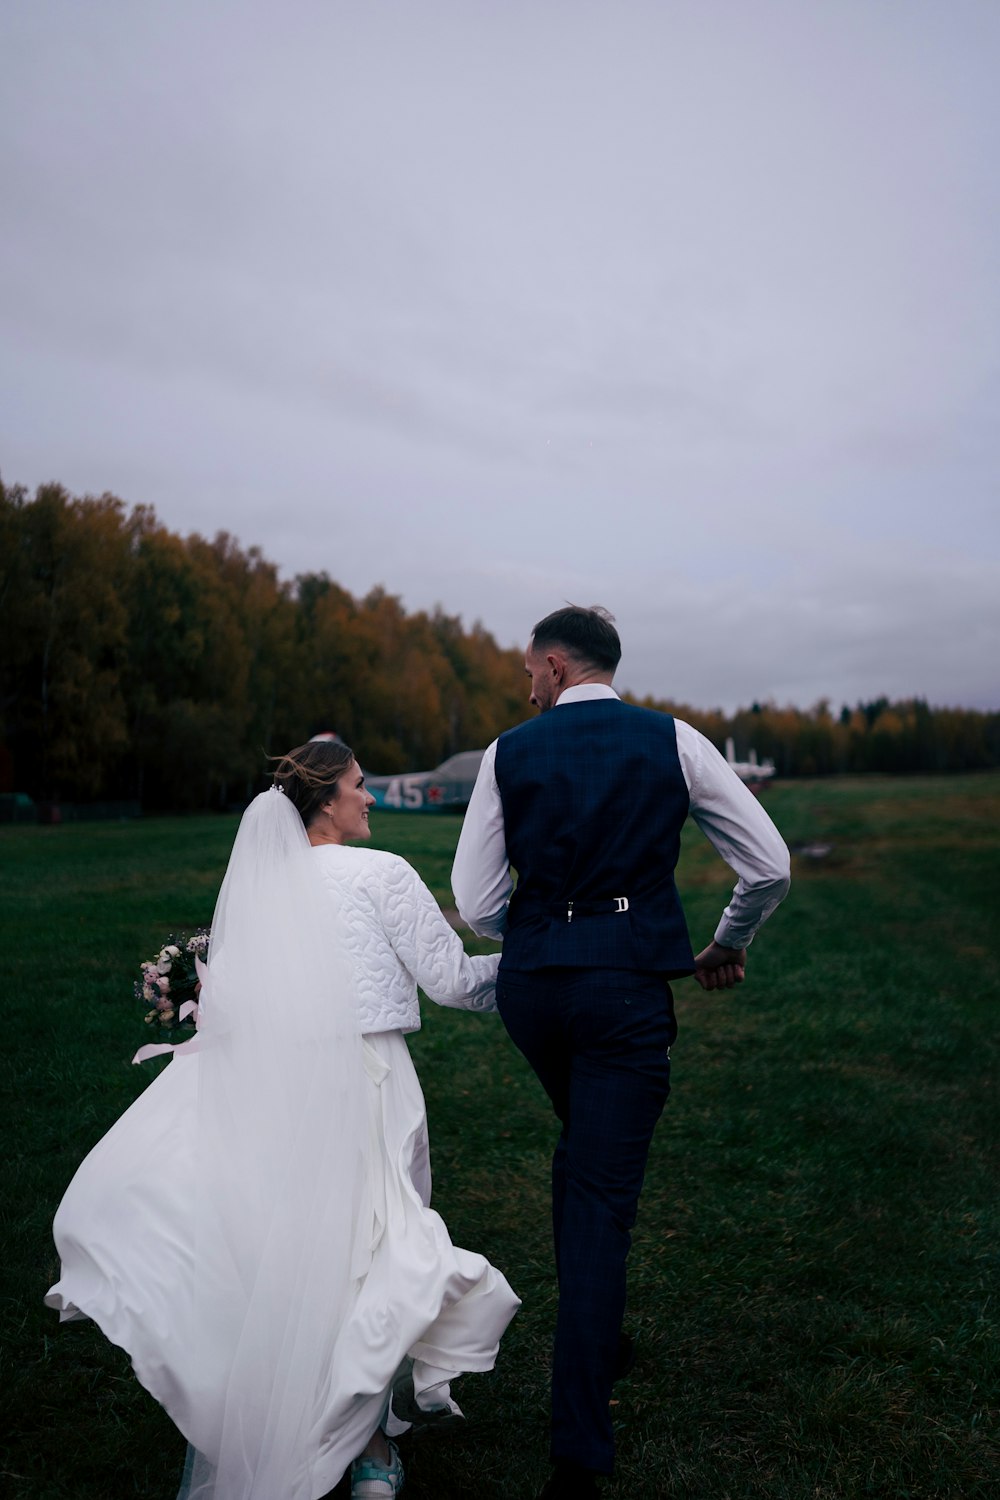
[629,695,1000,778]
[2,480,998,809]
[0,481,528,808]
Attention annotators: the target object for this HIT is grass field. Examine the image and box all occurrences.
[2,775,998,1498]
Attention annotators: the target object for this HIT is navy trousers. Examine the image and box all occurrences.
[496,966,677,1475]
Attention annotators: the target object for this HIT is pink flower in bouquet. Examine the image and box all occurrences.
[135,928,210,1047]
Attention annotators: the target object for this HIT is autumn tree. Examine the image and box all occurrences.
[0,481,132,799]
[2,477,998,807]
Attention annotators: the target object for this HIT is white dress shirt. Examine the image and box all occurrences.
[451,684,790,951]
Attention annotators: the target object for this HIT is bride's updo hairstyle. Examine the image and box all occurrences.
[272,739,356,829]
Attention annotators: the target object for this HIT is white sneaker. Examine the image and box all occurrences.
[350,1439,405,1499]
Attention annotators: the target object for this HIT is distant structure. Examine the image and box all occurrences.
[308,732,483,812]
[725,736,776,790]
[365,750,486,813]
[316,730,773,803]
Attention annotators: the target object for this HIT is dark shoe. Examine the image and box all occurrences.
[536,1460,601,1498]
[390,1358,463,1435]
[613,1331,637,1383]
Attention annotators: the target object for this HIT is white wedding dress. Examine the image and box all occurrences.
[46,796,519,1500]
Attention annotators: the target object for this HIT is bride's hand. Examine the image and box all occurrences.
[692,942,747,991]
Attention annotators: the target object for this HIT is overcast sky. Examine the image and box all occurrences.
[2,0,998,712]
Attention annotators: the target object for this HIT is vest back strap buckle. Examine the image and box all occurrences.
[565,896,630,922]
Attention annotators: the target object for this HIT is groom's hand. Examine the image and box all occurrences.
[692,942,747,991]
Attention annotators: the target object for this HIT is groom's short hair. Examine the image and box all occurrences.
[531,605,621,674]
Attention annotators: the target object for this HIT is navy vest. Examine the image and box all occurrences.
[494,699,695,976]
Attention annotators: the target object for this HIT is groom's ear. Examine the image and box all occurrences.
[547,650,568,683]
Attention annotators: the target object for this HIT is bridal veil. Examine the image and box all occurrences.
[179,786,372,1500]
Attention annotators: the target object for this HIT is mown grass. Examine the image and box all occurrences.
[2,775,998,1498]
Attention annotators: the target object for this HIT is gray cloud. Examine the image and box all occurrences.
[2,0,998,712]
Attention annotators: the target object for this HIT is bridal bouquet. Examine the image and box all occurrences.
[136,929,211,1039]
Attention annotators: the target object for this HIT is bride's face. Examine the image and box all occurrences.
[313,759,375,845]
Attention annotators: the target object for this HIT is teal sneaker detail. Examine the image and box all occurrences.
[350,1438,405,1499]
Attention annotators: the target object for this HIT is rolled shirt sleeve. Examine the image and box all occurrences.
[674,721,791,950]
[451,741,512,940]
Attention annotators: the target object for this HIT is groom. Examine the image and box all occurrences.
[452,605,790,1498]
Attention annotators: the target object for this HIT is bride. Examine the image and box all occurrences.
[46,738,519,1500]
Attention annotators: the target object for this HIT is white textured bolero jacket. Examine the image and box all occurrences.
[312,844,499,1034]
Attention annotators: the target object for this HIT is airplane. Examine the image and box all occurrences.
[314,732,773,813]
[310,733,484,812]
[368,736,776,811]
[725,736,776,787]
[364,750,487,812]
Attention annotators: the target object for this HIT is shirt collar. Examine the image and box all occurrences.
[555,684,620,707]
